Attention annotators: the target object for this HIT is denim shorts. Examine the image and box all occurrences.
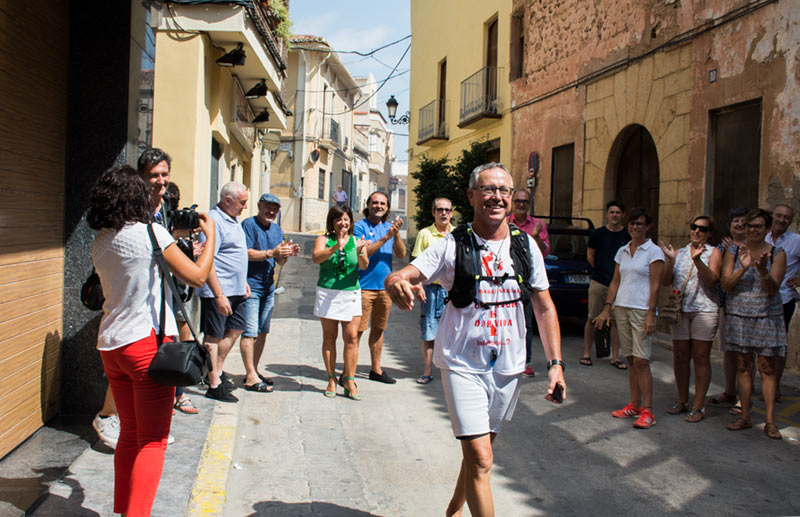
[419,284,447,341]
[243,290,276,338]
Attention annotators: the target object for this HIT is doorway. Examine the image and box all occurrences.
[612,125,660,239]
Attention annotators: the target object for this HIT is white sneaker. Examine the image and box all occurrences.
[93,413,120,449]
[168,434,175,445]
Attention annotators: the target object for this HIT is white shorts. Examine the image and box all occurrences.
[313,287,362,321]
[440,368,521,438]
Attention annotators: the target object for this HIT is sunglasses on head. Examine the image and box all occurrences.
[690,223,710,232]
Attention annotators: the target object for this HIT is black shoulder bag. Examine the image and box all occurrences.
[146,224,209,386]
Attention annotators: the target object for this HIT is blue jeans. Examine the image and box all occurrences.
[243,290,276,338]
[419,284,447,341]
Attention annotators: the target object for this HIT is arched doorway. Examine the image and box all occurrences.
[610,125,660,240]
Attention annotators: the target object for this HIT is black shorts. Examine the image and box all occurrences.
[200,295,247,339]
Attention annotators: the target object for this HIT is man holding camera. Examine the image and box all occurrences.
[240,193,300,392]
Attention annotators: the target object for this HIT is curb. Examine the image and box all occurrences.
[184,398,241,516]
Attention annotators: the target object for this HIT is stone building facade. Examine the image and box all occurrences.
[511,0,799,362]
[511,0,798,243]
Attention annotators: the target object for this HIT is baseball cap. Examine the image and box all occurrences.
[259,193,281,206]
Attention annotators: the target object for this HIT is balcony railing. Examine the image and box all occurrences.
[417,99,449,145]
[321,119,340,149]
[458,66,503,127]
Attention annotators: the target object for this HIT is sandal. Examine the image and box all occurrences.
[244,381,274,393]
[707,393,736,407]
[729,403,742,416]
[416,375,434,385]
[685,407,705,423]
[342,376,361,401]
[666,402,688,415]
[726,417,752,431]
[764,422,782,440]
[324,374,337,398]
[257,373,274,386]
[579,357,593,366]
[609,360,628,370]
[174,396,199,414]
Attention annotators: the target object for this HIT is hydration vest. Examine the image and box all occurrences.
[448,223,533,309]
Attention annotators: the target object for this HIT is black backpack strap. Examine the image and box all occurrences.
[147,223,200,344]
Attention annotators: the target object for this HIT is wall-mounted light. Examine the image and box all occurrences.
[217,43,246,67]
[252,109,270,124]
[386,95,410,125]
[245,79,268,99]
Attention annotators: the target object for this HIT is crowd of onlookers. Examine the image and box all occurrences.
[84,149,797,515]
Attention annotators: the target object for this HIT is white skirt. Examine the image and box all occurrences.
[313,286,362,321]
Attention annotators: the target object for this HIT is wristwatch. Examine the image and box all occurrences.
[547,359,566,371]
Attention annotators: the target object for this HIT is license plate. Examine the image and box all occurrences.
[565,274,589,284]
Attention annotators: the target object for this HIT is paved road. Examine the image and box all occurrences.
[220,239,800,517]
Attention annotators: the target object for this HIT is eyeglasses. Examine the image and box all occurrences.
[745,223,765,229]
[628,221,647,227]
[335,249,347,276]
[434,207,452,213]
[475,185,513,197]
[513,199,530,205]
[690,223,710,232]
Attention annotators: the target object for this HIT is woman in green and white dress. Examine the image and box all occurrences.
[312,205,369,400]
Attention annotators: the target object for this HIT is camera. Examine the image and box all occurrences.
[168,204,199,231]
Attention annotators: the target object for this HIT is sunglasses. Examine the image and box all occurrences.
[475,185,514,197]
[690,223,710,232]
[434,207,452,213]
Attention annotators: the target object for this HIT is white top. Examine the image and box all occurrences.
[411,228,549,375]
[614,238,665,310]
[672,244,718,313]
[93,222,177,351]
[766,229,800,303]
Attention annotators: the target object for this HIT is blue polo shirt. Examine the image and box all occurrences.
[242,216,284,295]
[354,218,393,290]
[198,205,248,298]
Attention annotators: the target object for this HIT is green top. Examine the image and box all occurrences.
[317,235,360,291]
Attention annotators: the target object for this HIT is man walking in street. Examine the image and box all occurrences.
[354,191,406,383]
[410,197,453,385]
[199,182,250,402]
[333,186,348,207]
[765,203,800,399]
[240,193,300,392]
[507,188,549,377]
[581,200,630,369]
[384,163,566,517]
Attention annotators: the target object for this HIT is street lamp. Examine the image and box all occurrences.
[386,95,410,125]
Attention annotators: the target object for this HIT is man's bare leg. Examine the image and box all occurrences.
[367,327,385,374]
[446,433,496,517]
[240,336,259,386]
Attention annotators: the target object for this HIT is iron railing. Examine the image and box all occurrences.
[459,66,502,125]
[417,99,449,143]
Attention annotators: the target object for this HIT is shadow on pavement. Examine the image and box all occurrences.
[247,500,383,516]
[25,474,100,516]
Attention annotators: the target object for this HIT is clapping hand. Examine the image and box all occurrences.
[689,242,705,261]
[754,250,770,276]
[659,241,676,261]
[388,216,403,237]
[355,237,370,254]
[738,246,752,269]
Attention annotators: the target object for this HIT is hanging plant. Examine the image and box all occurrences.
[266,0,292,46]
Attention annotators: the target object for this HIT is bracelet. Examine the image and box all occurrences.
[214,293,224,298]
[547,359,566,371]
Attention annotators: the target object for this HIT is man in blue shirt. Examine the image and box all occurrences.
[240,193,299,392]
[199,182,250,402]
[354,191,406,383]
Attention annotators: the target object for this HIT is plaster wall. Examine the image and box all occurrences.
[408,0,513,236]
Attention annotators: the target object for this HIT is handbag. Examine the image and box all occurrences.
[657,260,694,327]
[146,224,209,387]
[81,268,105,311]
[594,324,610,358]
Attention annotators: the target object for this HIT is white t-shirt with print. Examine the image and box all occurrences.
[613,238,665,310]
[93,222,177,351]
[411,227,549,375]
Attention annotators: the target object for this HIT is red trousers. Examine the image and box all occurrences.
[100,329,174,516]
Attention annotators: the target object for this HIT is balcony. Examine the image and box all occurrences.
[369,150,385,174]
[458,66,502,128]
[416,99,449,146]
[319,119,340,149]
[353,128,369,158]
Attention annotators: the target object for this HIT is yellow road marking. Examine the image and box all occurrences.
[185,408,238,516]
